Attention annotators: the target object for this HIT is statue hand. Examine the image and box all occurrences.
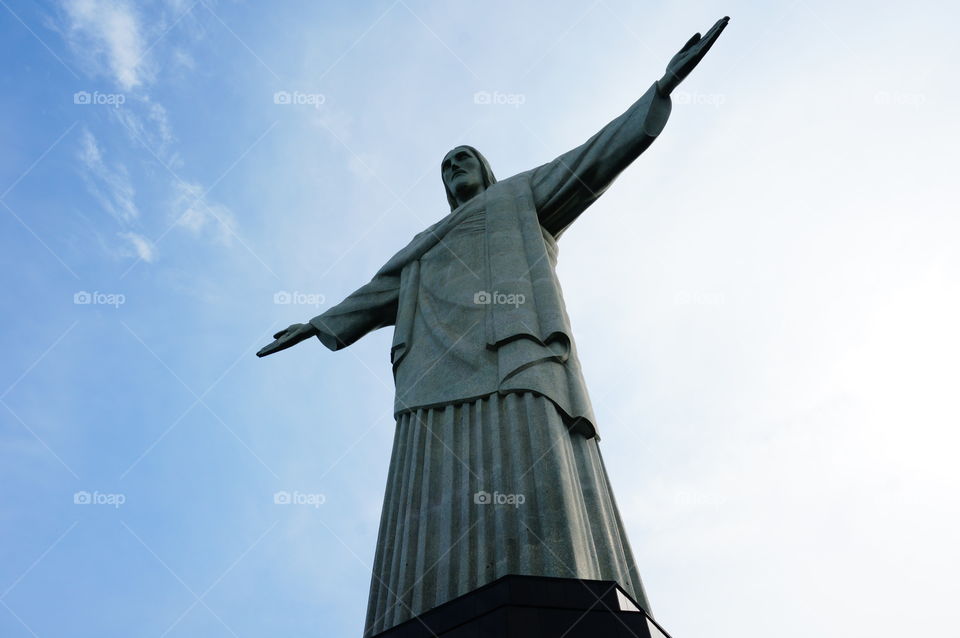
[257,322,318,357]
[658,16,729,96]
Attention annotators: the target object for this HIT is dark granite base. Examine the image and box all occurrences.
[371,574,672,638]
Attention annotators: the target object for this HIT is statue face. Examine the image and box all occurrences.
[441,147,485,202]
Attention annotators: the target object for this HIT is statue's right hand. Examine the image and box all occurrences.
[658,16,729,96]
[256,322,318,357]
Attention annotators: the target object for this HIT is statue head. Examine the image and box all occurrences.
[441,145,497,211]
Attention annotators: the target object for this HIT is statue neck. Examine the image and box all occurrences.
[454,184,484,208]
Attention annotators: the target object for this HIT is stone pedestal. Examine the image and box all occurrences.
[371,574,672,638]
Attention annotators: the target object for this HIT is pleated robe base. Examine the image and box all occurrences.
[363,392,650,637]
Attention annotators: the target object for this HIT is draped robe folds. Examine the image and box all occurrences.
[310,82,671,437]
[308,82,672,635]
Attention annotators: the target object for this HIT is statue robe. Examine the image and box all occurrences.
[308,82,672,636]
[310,82,671,439]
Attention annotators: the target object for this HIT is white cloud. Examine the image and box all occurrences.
[113,97,179,166]
[77,129,161,262]
[171,48,195,71]
[171,180,238,244]
[61,0,147,91]
[58,0,182,165]
[58,0,238,264]
[77,128,139,224]
[119,230,156,262]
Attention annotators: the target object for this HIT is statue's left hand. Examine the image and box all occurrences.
[257,322,318,357]
[658,16,729,96]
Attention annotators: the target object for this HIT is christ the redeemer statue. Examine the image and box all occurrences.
[259,17,728,637]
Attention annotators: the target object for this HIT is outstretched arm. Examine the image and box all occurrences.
[532,16,729,238]
[257,272,400,357]
[257,198,456,358]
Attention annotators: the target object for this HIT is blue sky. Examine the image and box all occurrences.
[1,1,958,636]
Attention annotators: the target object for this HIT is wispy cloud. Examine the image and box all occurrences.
[77,128,158,261]
[56,0,240,265]
[77,128,139,224]
[60,0,147,91]
[119,230,156,262]
[171,180,237,244]
[113,97,178,166]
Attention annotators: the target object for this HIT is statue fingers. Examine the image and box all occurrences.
[257,341,279,357]
[258,335,296,357]
[690,18,728,64]
[701,17,729,46]
[679,32,701,54]
[273,323,302,340]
